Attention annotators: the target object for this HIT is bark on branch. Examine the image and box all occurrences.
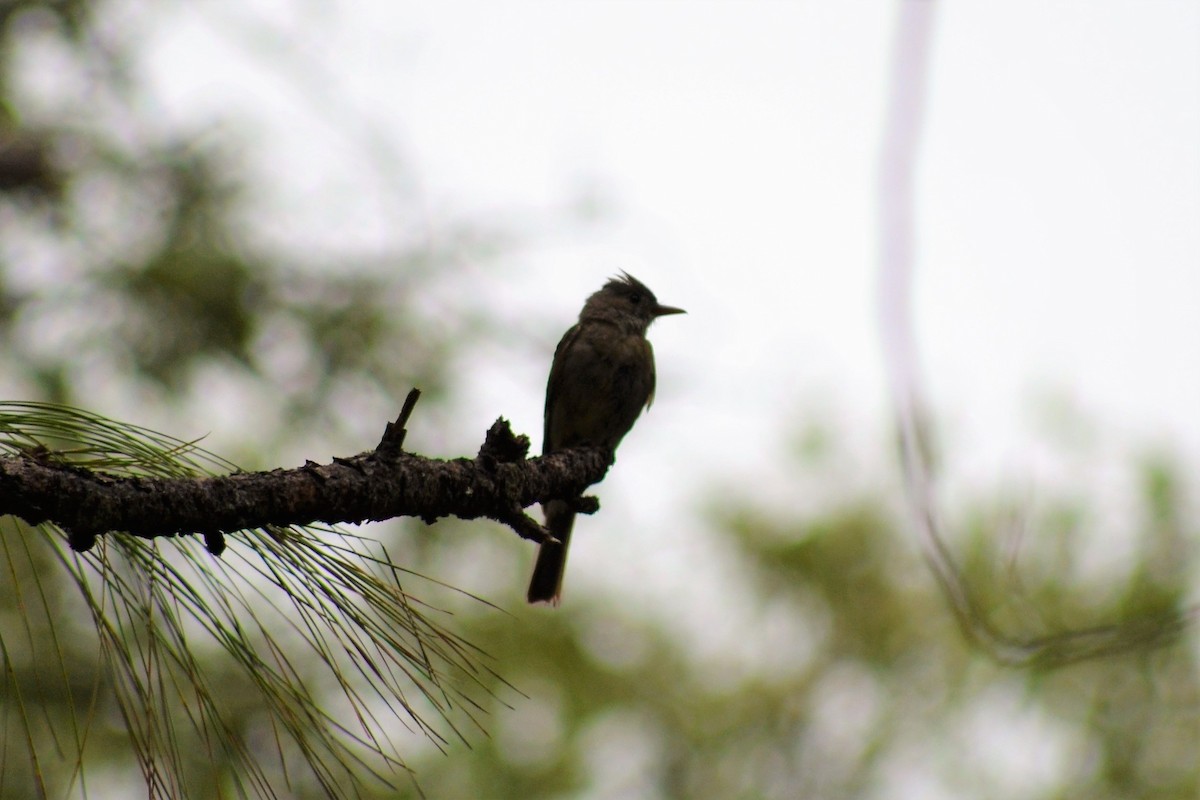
[0,390,613,554]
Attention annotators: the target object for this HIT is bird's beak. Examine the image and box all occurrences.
[653,303,686,317]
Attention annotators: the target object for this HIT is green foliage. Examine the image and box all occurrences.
[0,2,504,428]
[0,3,514,796]
[376,436,1200,800]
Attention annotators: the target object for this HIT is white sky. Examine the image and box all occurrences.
[135,0,1200,575]
[128,0,1200,790]
[142,0,1200,461]
[135,0,1200,601]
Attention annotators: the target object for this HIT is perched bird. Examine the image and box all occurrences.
[527,273,685,605]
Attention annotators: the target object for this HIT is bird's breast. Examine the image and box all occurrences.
[545,325,656,451]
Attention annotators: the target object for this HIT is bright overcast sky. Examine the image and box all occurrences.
[110,7,1200,790]
[137,2,1200,611]
[143,3,1200,426]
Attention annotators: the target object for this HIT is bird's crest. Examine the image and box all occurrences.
[604,271,654,299]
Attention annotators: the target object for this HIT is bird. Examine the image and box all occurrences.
[527,272,685,605]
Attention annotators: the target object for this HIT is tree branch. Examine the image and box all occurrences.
[0,390,613,554]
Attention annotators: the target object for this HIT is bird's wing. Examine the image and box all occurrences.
[543,322,583,455]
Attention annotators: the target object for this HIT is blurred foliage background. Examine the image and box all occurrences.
[0,2,1197,798]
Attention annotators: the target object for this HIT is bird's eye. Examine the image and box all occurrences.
[629,293,642,304]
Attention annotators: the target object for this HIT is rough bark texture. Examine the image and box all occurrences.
[0,394,613,554]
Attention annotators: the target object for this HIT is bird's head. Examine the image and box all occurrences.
[580,272,686,334]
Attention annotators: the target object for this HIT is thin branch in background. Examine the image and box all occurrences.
[876,0,1193,666]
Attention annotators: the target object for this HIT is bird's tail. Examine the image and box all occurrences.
[526,499,575,605]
